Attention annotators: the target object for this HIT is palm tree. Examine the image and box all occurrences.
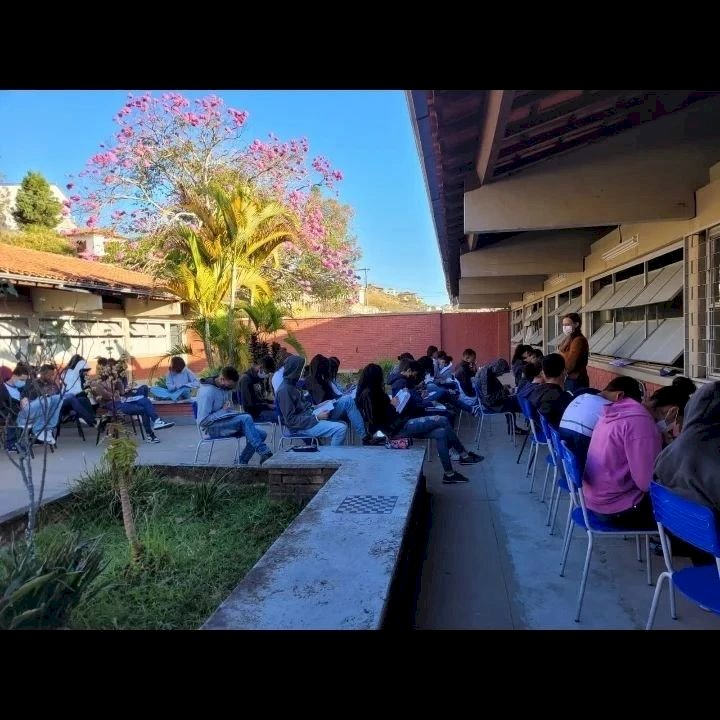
[168,182,300,366]
[242,298,305,359]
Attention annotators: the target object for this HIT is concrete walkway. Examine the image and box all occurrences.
[2,415,719,630]
[0,424,242,524]
[414,413,720,630]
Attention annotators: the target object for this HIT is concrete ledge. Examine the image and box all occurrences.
[202,447,427,630]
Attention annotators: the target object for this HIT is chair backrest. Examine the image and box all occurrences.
[558,440,582,491]
[539,415,557,465]
[518,394,546,443]
[649,482,720,557]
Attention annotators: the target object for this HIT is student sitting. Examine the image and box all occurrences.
[527,353,574,429]
[644,376,696,447]
[434,352,455,385]
[238,356,278,423]
[582,376,661,529]
[195,366,273,464]
[276,356,347,445]
[91,370,173,443]
[303,354,366,440]
[654,381,720,566]
[355,363,482,484]
[0,363,63,449]
[476,359,520,415]
[328,356,354,395]
[516,348,543,392]
[558,387,612,472]
[33,364,97,428]
[271,353,292,395]
[150,356,200,402]
[511,344,533,388]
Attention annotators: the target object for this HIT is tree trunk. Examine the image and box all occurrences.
[118,476,141,562]
[203,317,214,368]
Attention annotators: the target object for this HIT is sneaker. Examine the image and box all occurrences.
[6,444,18,453]
[153,419,175,430]
[38,431,56,446]
[362,435,385,446]
[442,471,470,484]
[259,451,273,465]
[79,417,90,426]
[459,451,484,465]
[146,435,161,444]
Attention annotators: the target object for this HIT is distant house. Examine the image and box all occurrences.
[0,183,77,233]
[0,242,190,380]
[63,228,129,258]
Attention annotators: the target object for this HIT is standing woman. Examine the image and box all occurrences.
[557,312,589,394]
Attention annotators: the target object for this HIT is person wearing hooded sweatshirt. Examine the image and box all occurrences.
[195,366,273,465]
[582,376,662,529]
[653,381,720,567]
[304,354,367,440]
[276,356,347,445]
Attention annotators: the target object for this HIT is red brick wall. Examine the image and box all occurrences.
[587,364,663,396]
[148,311,510,377]
[273,311,510,371]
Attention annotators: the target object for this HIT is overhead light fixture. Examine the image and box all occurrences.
[602,234,639,262]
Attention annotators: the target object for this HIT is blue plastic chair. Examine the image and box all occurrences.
[192,401,242,464]
[557,439,656,622]
[471,382,515,449]
[517,395,548,493]
[646,482,720,629]
[537,414,560,509]
[543,422,572,536]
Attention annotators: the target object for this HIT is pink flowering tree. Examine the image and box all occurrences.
[68,92,358,301]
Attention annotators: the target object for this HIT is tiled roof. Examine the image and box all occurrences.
[0,242,174,297]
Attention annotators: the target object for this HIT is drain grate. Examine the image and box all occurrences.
[335,495,399,515]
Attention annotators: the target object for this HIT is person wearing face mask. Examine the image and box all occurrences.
[557,312,589,394]
[150,356,200,402]
[645,376,696,447]
[653,381,720,567]
[237,356,278,423]
[0,362,63,450]
[582,376,662,529]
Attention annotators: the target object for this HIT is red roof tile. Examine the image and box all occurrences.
[0,242,173,297]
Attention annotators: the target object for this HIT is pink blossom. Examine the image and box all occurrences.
[66,182,74,190]
[86,215,99,228]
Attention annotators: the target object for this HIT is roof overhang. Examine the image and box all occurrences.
[408,89,720,303]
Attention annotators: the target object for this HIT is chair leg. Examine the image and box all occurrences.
[540,463,553,504]
[77,420,86,442]
[645,535,652,585]
[525,441,535,477]
[194,443,202,463]
[208,440,214,463]
[559,511,574,576]
[646,571,671,630]
[549,486,564,535]
[516,431,529,464]
[636,535,642,563]
[574,533,594,622]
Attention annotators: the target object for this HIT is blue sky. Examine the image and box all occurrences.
[0,90,449,305]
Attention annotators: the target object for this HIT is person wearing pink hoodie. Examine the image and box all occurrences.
[582,376,662,529]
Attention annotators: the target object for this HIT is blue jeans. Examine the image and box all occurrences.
[330,394,366,437]
[150,386,191,402]
[16,395,63,439]
[301,420,347,446]
[398,415,465,472]
[204,413,270,463]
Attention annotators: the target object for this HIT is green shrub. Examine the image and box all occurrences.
[70,463,166,522]
[0,533,109,629]
[376,358,396,379]
[191,475,230,518]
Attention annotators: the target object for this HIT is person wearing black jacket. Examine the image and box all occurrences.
[304,354,366,439]
[355,363,483,484]
[238,356,278,422]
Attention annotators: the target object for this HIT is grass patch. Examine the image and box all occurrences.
[27,475,302,630]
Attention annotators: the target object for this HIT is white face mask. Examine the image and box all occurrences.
[562,325,573,334]
[656,419,671,433]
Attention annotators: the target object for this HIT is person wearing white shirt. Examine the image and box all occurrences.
[558,388,611,470]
